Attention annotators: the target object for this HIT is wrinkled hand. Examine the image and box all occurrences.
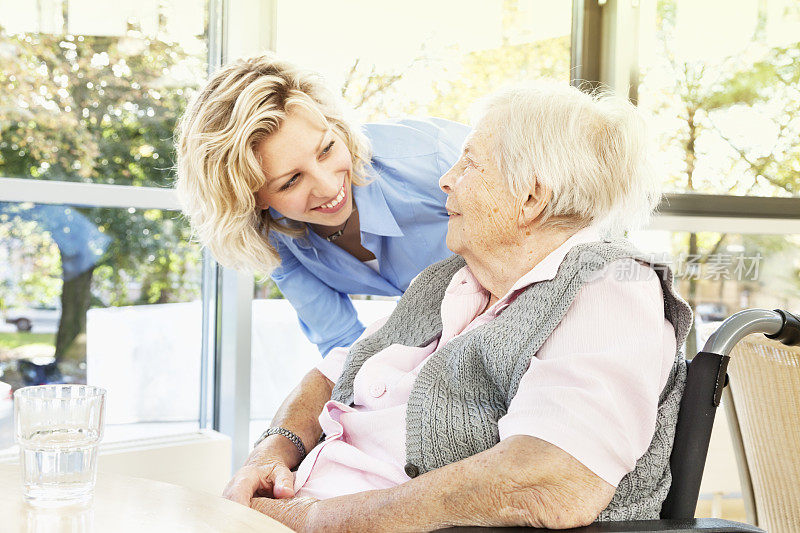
[223,437,300,505]
[251,495,320,532]
[223,461,296,504]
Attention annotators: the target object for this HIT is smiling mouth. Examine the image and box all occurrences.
[312,181,347,213]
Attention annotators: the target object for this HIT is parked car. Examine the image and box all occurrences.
[3,304,61,333]
[696,302,729,323]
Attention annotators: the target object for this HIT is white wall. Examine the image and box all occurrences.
[86,298,397,424]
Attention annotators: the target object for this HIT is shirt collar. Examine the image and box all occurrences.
[506,225,602,292]
[352,167,404,237]
[460,225,603,317]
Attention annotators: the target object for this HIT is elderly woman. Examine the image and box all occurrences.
[176,54,467,356]
[224,83,693,531]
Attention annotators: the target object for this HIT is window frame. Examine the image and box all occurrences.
[3,0,798,474]
[0,0,260,472]
[574,0,800,228]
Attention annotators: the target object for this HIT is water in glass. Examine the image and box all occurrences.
[20,426,99,506]
[14,385,106,507]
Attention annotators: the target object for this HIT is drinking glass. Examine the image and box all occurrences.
[14,385,106,507]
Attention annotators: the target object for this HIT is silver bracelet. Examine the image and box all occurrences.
[253,427,307,459]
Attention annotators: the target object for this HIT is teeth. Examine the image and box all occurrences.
[320,187,345,209]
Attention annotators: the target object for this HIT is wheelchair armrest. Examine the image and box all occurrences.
[441,518,764,532]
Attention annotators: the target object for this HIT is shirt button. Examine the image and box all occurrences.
[369,382,386,398]
[404,462,419,478]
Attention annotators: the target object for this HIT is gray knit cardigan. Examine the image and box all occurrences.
[331,239,693,520]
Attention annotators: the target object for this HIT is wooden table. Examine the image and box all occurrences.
[0,463,294,532]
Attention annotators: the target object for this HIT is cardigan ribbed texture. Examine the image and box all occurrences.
[330,239,693,520]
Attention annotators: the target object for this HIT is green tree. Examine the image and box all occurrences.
[0,215,62,311]
[0,21,203,370]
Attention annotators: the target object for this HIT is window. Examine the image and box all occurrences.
[0,0,208,187]
[637,0,800,198]
[630,227,800,353]
[275,0,573,123]
[0,0,211,449]
[0,201,203,442]
[633,0,800,355]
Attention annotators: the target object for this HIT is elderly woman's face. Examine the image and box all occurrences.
[439,125,523,257]
[254,106,354,227]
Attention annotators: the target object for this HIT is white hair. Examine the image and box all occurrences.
[470,82,661,234]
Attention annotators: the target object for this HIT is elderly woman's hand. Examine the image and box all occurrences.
[222,435,299,505]
[223,369,334,505]
[251,495,320,532]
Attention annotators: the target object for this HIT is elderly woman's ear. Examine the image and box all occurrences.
[518,180,552,227]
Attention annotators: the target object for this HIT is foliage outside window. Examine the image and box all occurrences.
[0,2,207,390]
[639,0,800,198]
[637,0,800,350]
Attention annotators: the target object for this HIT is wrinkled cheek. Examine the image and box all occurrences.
[481,209,517,246]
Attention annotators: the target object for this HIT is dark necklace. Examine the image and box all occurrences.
[325,216,349,242]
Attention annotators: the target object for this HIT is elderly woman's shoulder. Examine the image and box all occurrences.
[363,117,469,160]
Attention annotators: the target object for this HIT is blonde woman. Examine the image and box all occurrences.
[176,54,468,356]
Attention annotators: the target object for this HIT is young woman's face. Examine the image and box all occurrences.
[254,106,354,228]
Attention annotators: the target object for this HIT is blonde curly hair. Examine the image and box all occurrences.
[175,53,371,274]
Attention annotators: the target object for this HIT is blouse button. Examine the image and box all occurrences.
[369,382,387,398]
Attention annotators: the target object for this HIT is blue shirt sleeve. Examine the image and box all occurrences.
[270,238,366,357]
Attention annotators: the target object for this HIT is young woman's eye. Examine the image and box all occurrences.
[280,173,301,191]
[320,140,335,156]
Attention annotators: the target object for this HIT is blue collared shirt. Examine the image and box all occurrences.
[269,117,470,356]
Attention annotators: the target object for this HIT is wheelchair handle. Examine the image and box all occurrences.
[702,308,800,357]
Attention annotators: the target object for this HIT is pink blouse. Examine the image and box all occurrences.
[293,227,677,499]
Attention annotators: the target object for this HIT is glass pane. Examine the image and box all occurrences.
[0,201,203,449]
[637,0,800,197]
[628,227,800,354]
[276,0,573,122]
[0,0,208,187]
[249,284,397,443]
